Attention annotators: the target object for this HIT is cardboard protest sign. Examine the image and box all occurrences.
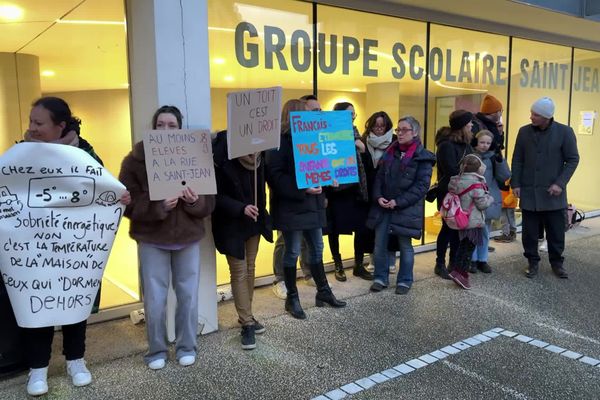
[290,110,359,189]
[0,143,126,328]
[227,87,282,159]
[143,129,216,200]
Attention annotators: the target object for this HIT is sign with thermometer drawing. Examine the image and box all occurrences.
[0,142,126,328]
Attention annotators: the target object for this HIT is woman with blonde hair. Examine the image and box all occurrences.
[266,99,346,319]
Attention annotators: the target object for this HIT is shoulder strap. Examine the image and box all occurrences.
[457,183,484,196]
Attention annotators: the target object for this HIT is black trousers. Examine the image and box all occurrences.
[522,209,565,266]
[455,238,476,272]
[436,220,460,266]
[23,320,87,368]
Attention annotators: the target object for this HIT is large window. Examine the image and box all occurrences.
[208,0,313,283]
[0,0,137,310]
[569,48,600,210]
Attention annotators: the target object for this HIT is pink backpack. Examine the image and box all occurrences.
[440,183,484,230]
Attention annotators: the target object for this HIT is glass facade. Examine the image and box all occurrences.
[207,0,600,279]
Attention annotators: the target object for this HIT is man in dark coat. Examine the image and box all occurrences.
[471,94,504,152]
[511,97,579,279]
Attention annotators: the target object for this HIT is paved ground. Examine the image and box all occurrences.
[1,218,599,399]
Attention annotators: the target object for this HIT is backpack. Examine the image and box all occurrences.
[565,204,585,231]
[440,183,484,230]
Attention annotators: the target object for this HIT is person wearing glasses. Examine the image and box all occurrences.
[366,116,435,294]
[323,102,372,282]
[266,99,347,320]
[360,111,397,277]
[433,110,474,279]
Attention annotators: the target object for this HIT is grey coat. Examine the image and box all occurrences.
[475,150,511,220]
[511,120,579,211]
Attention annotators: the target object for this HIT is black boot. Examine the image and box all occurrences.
[310,262,347,308]
[332,254,347,282]
[469,261,478,274]
[353,260,374,280]
[525,262,538,279]
[283,267,306,319]
[434,262,451,280]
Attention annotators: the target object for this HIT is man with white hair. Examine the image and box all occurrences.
[511,97,579,279]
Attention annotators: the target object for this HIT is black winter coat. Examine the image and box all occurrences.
[435,138,472,208]
[212,132,273,260]
[266,133,327,231]
[366,144,435,239]
[471,112,504,151]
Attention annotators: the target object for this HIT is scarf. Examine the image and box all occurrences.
[23,130,79,147]
[366,128,393,167]
[238,153,262,171]
[381,138,420,170]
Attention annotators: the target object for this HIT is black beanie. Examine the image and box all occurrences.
[449,111,473,131]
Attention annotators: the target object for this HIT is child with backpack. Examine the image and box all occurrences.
[443,154,493,289]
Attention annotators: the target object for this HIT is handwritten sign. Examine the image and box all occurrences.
[227,86,282,159]
[290,110,358,189]
[143,129,216,200]
[0,143,125,328]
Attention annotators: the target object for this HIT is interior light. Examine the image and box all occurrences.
[121,83,129,88]
[224,75,235,82]
[351,88,360,92]
[55,19,125,25]
[41,70,55,77]
[0,4,24,21]
[213,58,226,65]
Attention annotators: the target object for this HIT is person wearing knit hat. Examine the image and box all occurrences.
[511,96,579,280]
[432,109,474,280]
[472,94,504,152]
[480,94,503,115]
[530,97,555,119]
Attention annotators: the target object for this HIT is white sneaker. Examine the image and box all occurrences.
[27,367,48,396]
[66,358,92,387]
[147,359,166,370]
[178,355,195,367]
[364,262,374,272]
[272,281,287,300]
[389,265,397,273]
[539,240,548,252]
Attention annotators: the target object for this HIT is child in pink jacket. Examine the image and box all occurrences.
[447,154,494,289]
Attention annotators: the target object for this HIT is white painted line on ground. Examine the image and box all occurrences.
[315,327,600,399]
[442,361,530,400]
[534,322,600,345]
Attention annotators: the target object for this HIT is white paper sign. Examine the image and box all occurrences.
[227,86,282,159]
[0,143,126,328]
[143,129,217,200]
[578,111,596,135]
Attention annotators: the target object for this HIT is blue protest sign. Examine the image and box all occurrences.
[290,110,359,189]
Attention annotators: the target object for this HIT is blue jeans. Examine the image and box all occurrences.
[472,221,491,262]
[373,213,415,287]
[281,228,324,268]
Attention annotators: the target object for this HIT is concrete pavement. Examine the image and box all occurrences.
[1,217,599,399]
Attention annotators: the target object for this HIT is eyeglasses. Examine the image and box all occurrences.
[395,128,413,134]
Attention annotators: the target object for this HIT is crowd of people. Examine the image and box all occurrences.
[10,92,579,396]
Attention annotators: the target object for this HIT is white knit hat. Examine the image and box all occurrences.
[531,97,555,119]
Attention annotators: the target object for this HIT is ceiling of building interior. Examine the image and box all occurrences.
[0,0,127,92]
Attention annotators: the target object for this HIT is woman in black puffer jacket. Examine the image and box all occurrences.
[366,116,435,294]
[265,99,346,320]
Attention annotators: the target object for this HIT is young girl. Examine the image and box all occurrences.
[447,154,493,289]
[470,130,510,273]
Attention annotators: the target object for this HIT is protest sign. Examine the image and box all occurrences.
[290,110,359,189]
[143,129,216,200]
[0,143,126,328]
[227,87,282,159]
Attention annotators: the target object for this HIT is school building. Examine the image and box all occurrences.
[1,0,600,327]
